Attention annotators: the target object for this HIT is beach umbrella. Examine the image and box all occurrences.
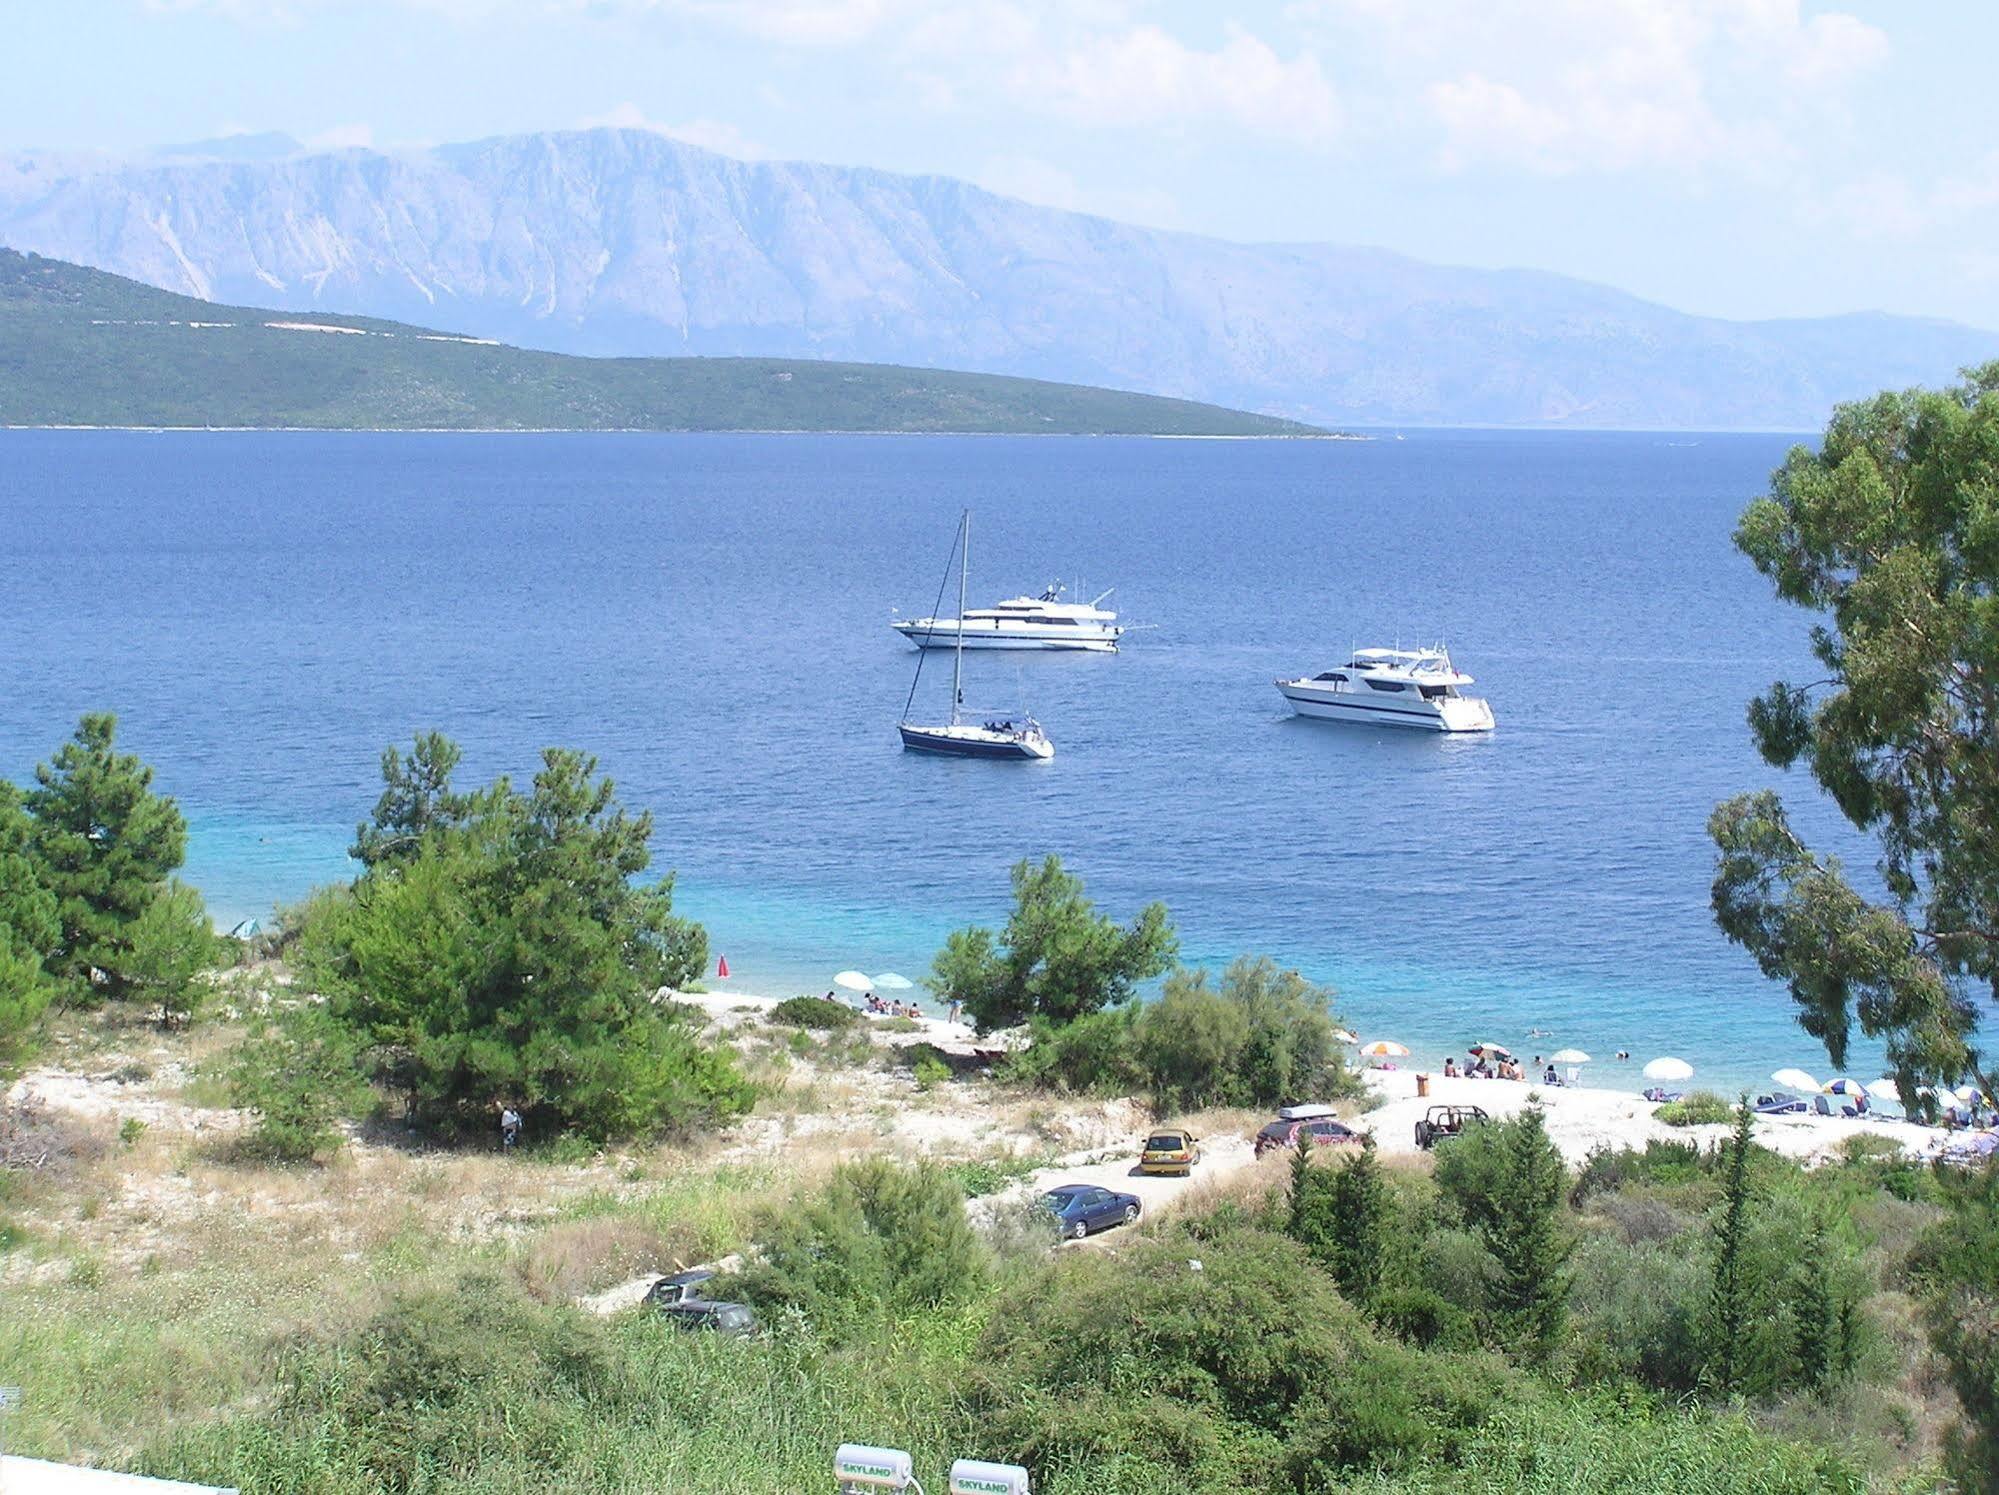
[872,972,914,990]
[1771,1067,1821,1093]
[1823,1077,1868,1096]
[1953,1083,1991,1105]
[1550,1049,1591,1065]
[1865,1077,1902,1103]
[1333,1029,1358,1045]
[1358,1040,1410,1058]
[833,970,872,993]
[1642,1057,1693,1083]
[1468,1042,1512,1059]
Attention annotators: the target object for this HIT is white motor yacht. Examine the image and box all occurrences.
[1275,647,1495,733]
[893,585,1123,652]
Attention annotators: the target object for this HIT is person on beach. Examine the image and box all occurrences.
[947,998,962,1024]
[500,1105,522,1150]
[1443,1057,1459,1078]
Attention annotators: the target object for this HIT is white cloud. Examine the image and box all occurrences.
[1016,24,1340,146]
[1299,0,1887,175]
[575,103,768,158]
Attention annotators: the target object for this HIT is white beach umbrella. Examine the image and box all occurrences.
[872,972,914,990]
[1865,1077,1902,1103]
[1358,1040,1410,1058]
[1771,1067,1821,1093]
[1642,1057,1694,1083]
[1954,1083,1990,1104]
[1823,1077,1869,1096]
[833,970,873,993]
[1550,1049,1591,1065]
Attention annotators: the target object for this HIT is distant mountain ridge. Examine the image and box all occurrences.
[1,127,1992,429]
[0,249,1313,434]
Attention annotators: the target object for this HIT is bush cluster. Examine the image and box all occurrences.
[768,995,858,1030]
[1655,1090,1740,1126]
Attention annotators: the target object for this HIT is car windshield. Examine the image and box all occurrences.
[1257,1122,1290,1139]
[1146,1134,1186,1151]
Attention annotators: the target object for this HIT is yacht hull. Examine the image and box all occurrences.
[893,621,1119,652]
[1276,682,1494,733]
[898,723,1055,760]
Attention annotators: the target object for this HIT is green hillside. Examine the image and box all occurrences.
[0,249,1318,435]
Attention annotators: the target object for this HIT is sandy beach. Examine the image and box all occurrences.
[678,985,1959,1171]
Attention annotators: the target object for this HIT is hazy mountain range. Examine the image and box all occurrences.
[1,127,1992,429]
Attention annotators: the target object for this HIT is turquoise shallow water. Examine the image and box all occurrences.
[0,427,1928,1093]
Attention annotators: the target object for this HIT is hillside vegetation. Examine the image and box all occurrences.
[0,249,1318,435]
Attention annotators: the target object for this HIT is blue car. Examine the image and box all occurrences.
[1041,1184,1141,1240]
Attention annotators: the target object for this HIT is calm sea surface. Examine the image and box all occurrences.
[0,428,1908,1091]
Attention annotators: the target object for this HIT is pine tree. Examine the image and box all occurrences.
[24,714,188,998]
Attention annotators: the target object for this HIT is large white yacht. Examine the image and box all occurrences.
[893,586,1123,652]
[1275,647,1496,733]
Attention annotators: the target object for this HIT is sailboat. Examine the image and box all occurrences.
[898,511,1055,761]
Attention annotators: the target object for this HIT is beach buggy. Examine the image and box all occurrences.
[1414,1105,1489,1150]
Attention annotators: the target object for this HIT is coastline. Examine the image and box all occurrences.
[678,986,1959,1166]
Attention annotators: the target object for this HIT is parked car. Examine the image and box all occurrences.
[1040,1184,1141,1239]
[1254,1114,1363,1159]
[644,1269,716,1308]
[1413,1105,1489,1150]
[656,1299,759,1337]
[1138,1128,1201,1176]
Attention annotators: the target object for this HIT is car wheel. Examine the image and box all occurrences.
[1122,1204,1139,1226]
[1071,1218,1089,1240]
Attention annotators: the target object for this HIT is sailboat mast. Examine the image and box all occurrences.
[951,509,969,723]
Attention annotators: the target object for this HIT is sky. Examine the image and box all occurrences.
[8,0,1999,328]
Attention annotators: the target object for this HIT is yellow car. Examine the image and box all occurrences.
[1138,1128,1201,1176]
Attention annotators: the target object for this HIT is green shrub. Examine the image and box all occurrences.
[913,1053,951,1089]
[1568,1233,1708,1390]
[1908,1165,1999,1491]
[1656,1090,1739,1126]
[1572,1139,1710,1205]
[1372,1286,1482,1351]
[972,1224,1517,1488]
[999,1006,1143,1095]
[941,1154,1050,1198]
[1130,957,1360,1112]
[768,995,857,1029]
[228,1005,370,1163]
[1413,1228,1503,1321]
[725,1159,987,1337]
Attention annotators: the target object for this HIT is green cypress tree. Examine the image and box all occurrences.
[1486,1106,1572,1360]
[1709,1096,1757,1394]
[1323,1140,1390,1305]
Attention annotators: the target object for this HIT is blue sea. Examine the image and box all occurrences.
[0,428,1902,1092]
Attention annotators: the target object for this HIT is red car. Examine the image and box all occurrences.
[1254,1114,1363,1159]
